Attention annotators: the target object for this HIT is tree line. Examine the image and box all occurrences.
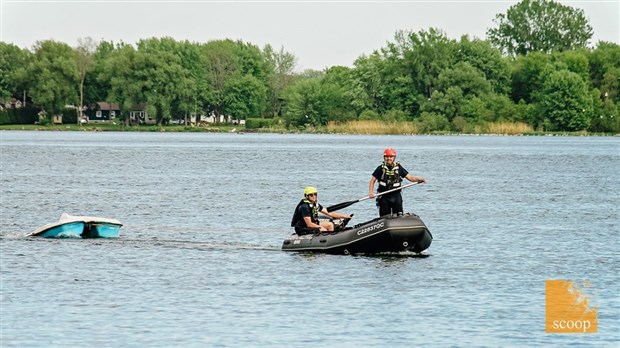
[1,0,618,133]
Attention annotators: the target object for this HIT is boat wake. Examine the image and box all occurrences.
[358,250,431,258]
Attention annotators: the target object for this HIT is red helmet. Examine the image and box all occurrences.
[383,147,396,156]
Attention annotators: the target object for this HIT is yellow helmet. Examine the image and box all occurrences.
[304,186,318,196]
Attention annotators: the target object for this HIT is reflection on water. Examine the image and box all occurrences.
[1,131,618,346]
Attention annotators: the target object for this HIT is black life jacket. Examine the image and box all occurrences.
[290,199,320,227]
[378,161,402,191]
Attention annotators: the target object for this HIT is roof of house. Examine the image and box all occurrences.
[96,102,120,110]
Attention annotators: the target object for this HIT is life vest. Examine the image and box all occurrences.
[378,161,402,191]
[290,199,320,227]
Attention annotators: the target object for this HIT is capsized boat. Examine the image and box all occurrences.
[282,212,432,255]
[27,213,123,238]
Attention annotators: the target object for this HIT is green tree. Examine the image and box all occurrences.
[382,28,457,115]
[284,78,323,127]
[590,99,619,133]
[134,37,197,125]
[297,69,324,80]
[100,43,141,125]
[358,109,380,120]
[26,40,79,116]
[417,111,450,132]
[200,40,239,121]
[322,66,357,122]
[588,42,620,102]
[424,62,496,123]
[455,36,511,95]
[538,69,592,131]
[231,41,270,117]
[420,87,464,122]
[350,52,387,115]
[0,42,30,102]
[74,37,97,123]
[198,40,271,121]
[483,94,520,122]
[284,75,352,128]
[234,40,270,85]
[87,40,116,107]
[487,0,593,56]
[383,109,408,122]
[223,74,267,119]
[599,69,620,103]
[170,40,202,123]
[436,62,493,100]
[552,50,590,85]
[263,44,297,117]
[511,52,553,103]
[460,97,489,122]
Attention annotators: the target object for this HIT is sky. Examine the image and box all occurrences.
[1,0,618,71]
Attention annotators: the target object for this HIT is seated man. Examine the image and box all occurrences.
[290,186,352,235]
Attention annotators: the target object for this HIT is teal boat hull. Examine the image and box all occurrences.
[29,214,123,239]
[83,223,122,238]
[36,221,86,238]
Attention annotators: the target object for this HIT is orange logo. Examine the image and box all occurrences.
[546,280,597,333]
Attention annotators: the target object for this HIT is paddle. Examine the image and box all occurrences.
[326,182,421,212]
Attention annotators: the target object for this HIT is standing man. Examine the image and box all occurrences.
[369,147,425,216]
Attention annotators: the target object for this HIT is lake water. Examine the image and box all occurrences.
[1,131,618,347]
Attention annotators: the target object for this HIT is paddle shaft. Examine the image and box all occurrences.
[326,181,420,212]
[362,181,420,201]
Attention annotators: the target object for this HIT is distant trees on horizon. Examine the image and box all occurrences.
[1,0,618,132]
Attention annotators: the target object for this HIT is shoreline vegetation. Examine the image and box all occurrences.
[1,120,616,136]
[3,5,620,136]
[2,2,619,136]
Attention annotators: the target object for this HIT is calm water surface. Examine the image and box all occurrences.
[1,131,618,347]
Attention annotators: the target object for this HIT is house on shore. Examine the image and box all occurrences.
[84,102,120,123]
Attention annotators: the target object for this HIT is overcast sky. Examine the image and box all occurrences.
[1,0,618,71]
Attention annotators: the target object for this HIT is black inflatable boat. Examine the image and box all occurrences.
[282,212,432,255]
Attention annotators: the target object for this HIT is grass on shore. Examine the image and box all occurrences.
[326,120,534,135]
[484,121,534,135]
[326,120,419,135]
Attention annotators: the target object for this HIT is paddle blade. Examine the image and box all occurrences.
[326,200,358,212]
